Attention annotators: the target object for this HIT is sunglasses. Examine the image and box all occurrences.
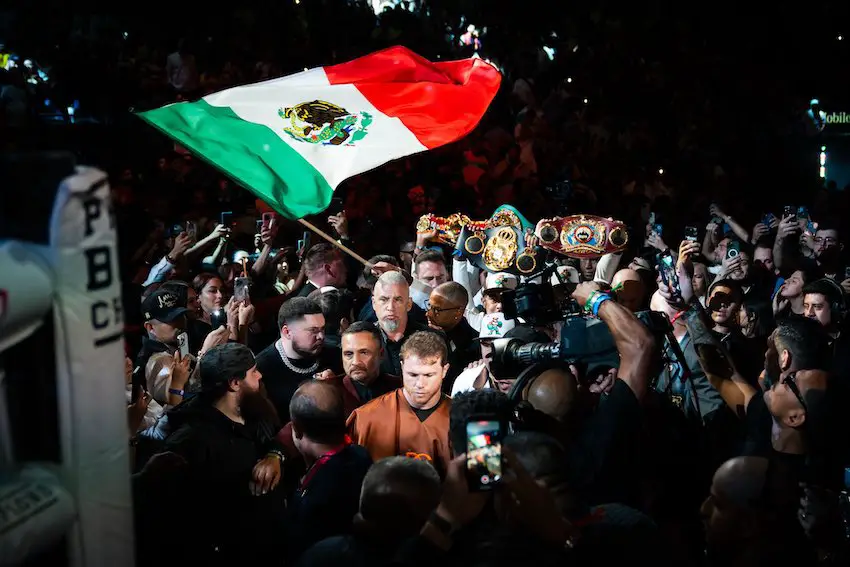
[782,371,807,411]
[427,304,464,315]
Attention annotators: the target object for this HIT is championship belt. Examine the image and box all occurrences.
[535,215,629,258]
[415,213,471,246]
[455,206,540,275]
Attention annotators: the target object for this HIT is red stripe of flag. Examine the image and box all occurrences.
[323,46,501,150]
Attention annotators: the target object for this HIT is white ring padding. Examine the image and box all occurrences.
[0,465,77,566]
[0,241,54,355]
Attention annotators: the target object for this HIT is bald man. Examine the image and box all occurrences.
[611,268,646,312]
[286,380,373,561]
[523,367,579,423]
[428,282,478,390]
[701,456,813,565]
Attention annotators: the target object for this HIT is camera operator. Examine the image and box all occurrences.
[565,281,655,506]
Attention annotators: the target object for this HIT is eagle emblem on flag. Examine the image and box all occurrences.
[279,100,373,146]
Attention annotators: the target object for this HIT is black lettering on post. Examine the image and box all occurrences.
[91,301,109,330]
[83,197,101,237]
[112,296,124,325]
[84,247,112,291]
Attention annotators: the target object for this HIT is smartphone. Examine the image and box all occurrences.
[220,211,233,227]
[210,308,228,329]
[648,212,656,225]
[762,213,774,227]
[653,223,663,236]
[797,206,809,221]
[262,212,276,231]
[726,240,741,259]
[806,219,816,234]
[186,221,197,240]
[177,331,190,358]
[170,223,184,237]
[684,226,698,242]
[233,276,250,302]
[844,266,850,280]
[328,196,344,215]
[297,231,311,255]
[465,417,504,491]
[255,220,263,234]
[657,249,681,298]
[783,205,794,219]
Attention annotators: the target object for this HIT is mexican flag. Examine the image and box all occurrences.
[138,46,501,219]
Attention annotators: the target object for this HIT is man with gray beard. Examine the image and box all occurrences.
[370,271,443,376]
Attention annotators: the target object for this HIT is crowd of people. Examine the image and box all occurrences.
[4,3,850,566]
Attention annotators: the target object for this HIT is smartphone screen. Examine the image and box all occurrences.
[797,206,809,221]
[466,418,503,491]
[685,226,698,242]
[177,331,190,358]
[255,220,263,234]
[653,223,663,236]
[186,221,197,239]
[262,212,275,231]
[657,250,681,297]
[844,266,850,280]
[210,308,228,329]
[220,211,233,227]
[298,231,311,255]
[783,205,794,219]
[234,276,250,302]
[648,212,656,225]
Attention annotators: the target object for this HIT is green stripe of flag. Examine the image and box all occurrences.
[137,100,334,219]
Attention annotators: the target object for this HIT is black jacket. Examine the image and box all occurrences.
[153,396,287,564]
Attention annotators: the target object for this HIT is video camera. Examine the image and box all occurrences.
[500,263,580,326]
[489,308,673,383]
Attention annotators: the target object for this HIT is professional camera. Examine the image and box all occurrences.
[489,308,673,381]
[500,263,580,326]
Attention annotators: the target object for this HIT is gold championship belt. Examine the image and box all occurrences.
[535,215,629,259]
[416,213,471,247]
[456,207,540,275]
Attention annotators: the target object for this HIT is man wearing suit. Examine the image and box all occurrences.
[293,243,348,297]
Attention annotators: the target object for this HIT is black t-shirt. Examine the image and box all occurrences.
[743,391,807,484]
[255,343,342,424]
[568,379,644,507]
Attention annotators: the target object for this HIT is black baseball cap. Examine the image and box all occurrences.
[142,289,189,323]
[199,343,256,390]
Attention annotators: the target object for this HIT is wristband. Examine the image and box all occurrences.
[266,450,286,463]
[590,293,612,318]
[583,290,602,313]
[168,388,184,397]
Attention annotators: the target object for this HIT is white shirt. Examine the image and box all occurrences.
[451,363,490,397]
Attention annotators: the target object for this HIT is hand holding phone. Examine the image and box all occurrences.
[726,240,741,259]
[177,331,190,358]
[233,276,251,302]
[220,211,234,228]
[684,226,698,242]
[465,417,504,491]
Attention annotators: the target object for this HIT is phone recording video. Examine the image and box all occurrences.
[783,205,794,219]
[186,221,197,240]
[210,308,228,329]
[657,249,681,297]
[797,206,809,221]
[726,240,741,260]
[233,276,250,302]
[466,417,504,491]
[684,226,698,242]
[177,331,190,358]
[220,211,234,228]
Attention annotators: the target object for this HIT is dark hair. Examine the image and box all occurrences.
[400,331,448,366]
[192,272,223,295]
[289,381,346,444]
[342,320,383,346]
[754,236,774,250]
[709,278,743,301]
[802,278,845,312]
[303,243,341,276]
[415,250,446,274]
[277,297,323,330]
[140,282,164,303]
[362,255,399,288]
[449,390,513,457]
[774,316,831,371]
[743,299,775,339]
[308,288,355,335]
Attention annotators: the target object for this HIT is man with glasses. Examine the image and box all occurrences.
[426,282,478,391]
[255,297,343,424]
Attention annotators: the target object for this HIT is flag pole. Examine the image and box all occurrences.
[297,218,372,267]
